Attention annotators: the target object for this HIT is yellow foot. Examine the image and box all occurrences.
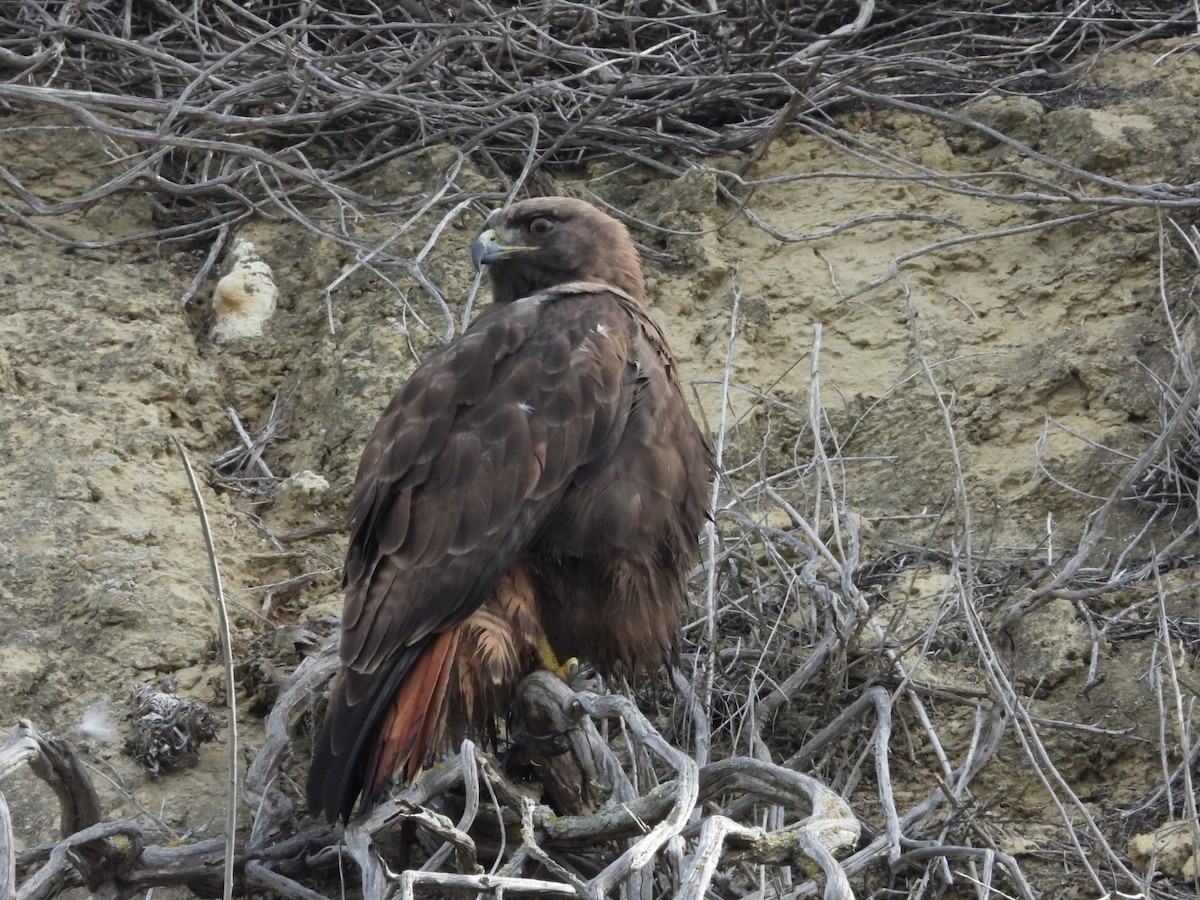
[536,633,579,681]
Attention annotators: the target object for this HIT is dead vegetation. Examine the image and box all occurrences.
[0,0,1194,301]
[3,1,1200,898]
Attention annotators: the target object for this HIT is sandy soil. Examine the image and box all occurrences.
[2,37,1199,897]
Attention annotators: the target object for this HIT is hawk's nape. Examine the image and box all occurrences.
[307,197,711,822]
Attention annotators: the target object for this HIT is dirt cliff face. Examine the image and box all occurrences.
[2,37,1198,895]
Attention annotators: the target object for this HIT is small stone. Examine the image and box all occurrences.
[210,239,279,343]
[1128,823,1198,879]
[277,470,330,508]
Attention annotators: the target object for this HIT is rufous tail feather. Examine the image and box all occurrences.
[361,628,459,809]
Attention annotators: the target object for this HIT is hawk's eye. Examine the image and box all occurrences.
[528,217,555,237]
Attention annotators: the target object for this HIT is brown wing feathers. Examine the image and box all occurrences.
[307,197,710,822]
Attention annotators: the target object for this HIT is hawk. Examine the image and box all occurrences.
[307,197,711,821]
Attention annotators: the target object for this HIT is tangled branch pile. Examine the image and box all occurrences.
[0,1,1192,251]
[3,2,1200,899]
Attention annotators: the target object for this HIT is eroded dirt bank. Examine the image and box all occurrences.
[2,37,1199,897]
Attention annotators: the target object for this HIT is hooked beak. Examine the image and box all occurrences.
[471,228,535,271]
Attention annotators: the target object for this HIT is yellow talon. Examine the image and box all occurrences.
[536,634,579,681]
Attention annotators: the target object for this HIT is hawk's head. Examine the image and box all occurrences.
[472,197,644,305]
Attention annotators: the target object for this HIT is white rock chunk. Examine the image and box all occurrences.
[210,239,279,342]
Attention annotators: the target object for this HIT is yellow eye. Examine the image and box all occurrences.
[528,217,555,237]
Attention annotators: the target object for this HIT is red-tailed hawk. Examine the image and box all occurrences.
[307,197,711,821]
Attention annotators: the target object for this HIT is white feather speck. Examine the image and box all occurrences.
[78,703,119,743]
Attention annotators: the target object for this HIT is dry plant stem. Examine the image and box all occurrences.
[171,434,238,900]
[2,3,1185,364]
[959,582,1136,893]
[323,169,470,339]
[0,791,11,900]
[892,844,1033,900]
[805,325,867,608]
[0,83,350,212]
[182,223,232,307]
[899,294,1046,890]
[805,325,833,569]
[798,102,1182,211]
[1074,598,1103,687]
[784,0,875,66]
[754,632,838,720]
[1154,568,1200,865]
[697,278,741,769]
[698,758,859,874]
[226,407,275,480]
[0,3,1188,228]
[510,672,638,818]
[18,820,137,900]
[902,289,976,645]
[344,823,392,899]
[781,687,902,869]
[1,724,89,899]
[747,329,912,873]
[121,830,333,894]
[418,742,483,873]
[396,869,577,898]
[571,691,697,897]
[0,723,102,837]
[397,801,478,876]
[518,797,589,895]
[459,266,488,338]
[845,86,1200,207]
[840,210,1109,302]
[360,754,468,835]
[669,666,710,764]
[244,645,340,843]
[537,782,677,849]
[0,723,117,897]
[1001,368,1200,633]
[769,299,990,885]
[209,388,295,493]
[686,816,844,900]
[16,816,333,899]
[244,859,329,900]
[945,354,1186,889]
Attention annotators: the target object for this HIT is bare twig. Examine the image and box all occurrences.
[2,4,1197,897]
[171,435,238,900]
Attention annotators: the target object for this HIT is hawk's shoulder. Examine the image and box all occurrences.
[340,281,641,671]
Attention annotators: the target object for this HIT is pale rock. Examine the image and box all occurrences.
[210,239,279,342]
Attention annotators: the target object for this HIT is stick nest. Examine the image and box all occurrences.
[0,1,1191,250]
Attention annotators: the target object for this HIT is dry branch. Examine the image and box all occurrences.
[3,3,1199,897]
[1,2,1193,261]
[172,435,239,900]
[1,720,339,897]
[0,723,101,840]
[0,662,861,898]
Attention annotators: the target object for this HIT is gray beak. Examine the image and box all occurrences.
[471,227,537,270]
[471,229,502,271]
